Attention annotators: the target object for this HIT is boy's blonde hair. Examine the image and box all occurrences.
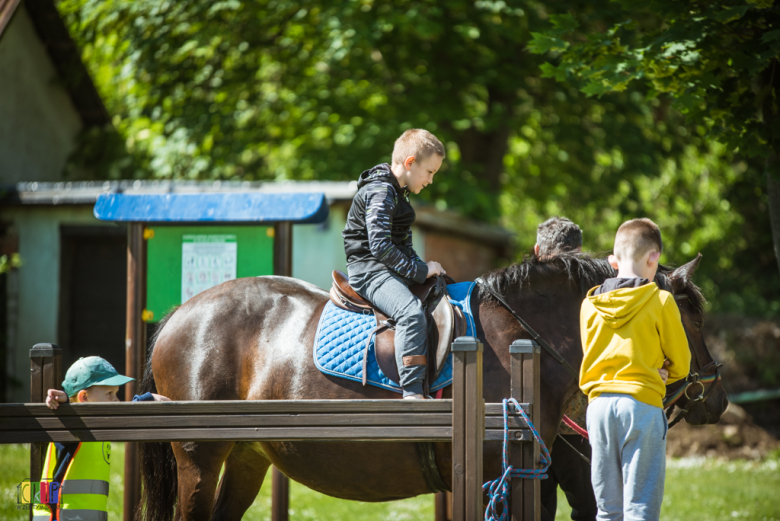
[392,129,445,166]
[613,218,663,262]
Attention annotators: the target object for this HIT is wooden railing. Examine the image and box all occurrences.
[3,338,541,521]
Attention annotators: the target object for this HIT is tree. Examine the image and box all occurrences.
[61,0,551,219]
[58,0,707,218]
[528,0,780,274]
[59,0,779,314]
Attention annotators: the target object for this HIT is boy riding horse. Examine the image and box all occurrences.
[342,129,446,399]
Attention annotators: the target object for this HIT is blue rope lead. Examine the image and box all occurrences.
[483,398,552,521]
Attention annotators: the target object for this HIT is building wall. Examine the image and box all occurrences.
[1,205,114,402]
[1,202,429,401]
[423,232,501,282]
[0,7,83,184]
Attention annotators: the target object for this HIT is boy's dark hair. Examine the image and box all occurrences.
[536,217,583,256]
[614,218,663,261]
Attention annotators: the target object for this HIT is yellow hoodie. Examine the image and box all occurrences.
[579,282,691,408]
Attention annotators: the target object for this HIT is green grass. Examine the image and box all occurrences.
[2,444,778,520]
[553,457,780,521]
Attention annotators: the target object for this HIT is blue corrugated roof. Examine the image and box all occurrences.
[94,192,329,224]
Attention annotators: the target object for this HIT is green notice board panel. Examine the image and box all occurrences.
[146,226,274,322]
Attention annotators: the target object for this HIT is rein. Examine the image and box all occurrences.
[475,278,579,380]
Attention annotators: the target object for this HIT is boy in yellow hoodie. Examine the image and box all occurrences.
[580,218,690,520]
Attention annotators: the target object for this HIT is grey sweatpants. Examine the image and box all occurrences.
[587,393,668,521]
[349,270,427,397]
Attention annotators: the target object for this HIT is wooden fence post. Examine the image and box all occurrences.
[29,343,61,521]
[508,339,541,521]
[124,222,147,521]
[451,336,484,521]
[271,220,292,521]
[434,491,452,521]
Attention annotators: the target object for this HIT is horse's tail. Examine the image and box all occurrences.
[136,310,179,521]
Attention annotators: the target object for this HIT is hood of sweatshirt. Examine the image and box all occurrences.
[586,280,659,329]
[356,163,404,191]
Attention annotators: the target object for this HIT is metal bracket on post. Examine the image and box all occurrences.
[451,336,484,521]
[508,339,541,521]
[29,343,61,521]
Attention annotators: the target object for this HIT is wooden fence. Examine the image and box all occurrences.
[2,338,541,521]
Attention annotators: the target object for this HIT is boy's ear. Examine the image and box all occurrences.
[403,155,415,170]
[648,251,661,265]
[76,389,89,403]
[607,254,619,270]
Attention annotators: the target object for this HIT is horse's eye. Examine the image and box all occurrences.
[694,321,704,329]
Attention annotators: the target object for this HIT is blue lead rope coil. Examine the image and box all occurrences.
[483,398,552,521]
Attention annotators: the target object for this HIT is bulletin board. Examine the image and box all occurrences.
[145,226,274,322]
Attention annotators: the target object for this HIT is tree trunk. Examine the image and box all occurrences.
[767,153,780,275]
[761,61,780,276]
[456,125,511,193]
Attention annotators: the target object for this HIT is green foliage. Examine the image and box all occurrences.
[0,253,21,275]
[529,1,780,156]
[58,0,549,219]
[58,0,779,314]
[526,0,780,313]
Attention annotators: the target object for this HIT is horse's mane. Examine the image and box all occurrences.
[479,252,705,314]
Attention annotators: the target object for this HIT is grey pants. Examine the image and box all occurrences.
[587,393,668,521]
[350,270,427,397]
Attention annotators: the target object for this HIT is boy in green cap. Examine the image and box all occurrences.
[34,357,169,521]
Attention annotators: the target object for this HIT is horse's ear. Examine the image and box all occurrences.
[669,253,702,293]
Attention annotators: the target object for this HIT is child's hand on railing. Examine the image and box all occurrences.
[46,389,68,410]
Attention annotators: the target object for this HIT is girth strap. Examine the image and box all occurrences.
[475,278,579,380]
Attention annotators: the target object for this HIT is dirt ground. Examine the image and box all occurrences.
[704,314,780,438]
[666,402,779,460]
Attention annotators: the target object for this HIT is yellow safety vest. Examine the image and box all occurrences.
[32,442,110,521]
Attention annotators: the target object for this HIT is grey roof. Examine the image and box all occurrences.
[1,179,513,247]
[3,180,359,205]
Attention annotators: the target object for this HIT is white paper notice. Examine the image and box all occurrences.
[181,234,237,303]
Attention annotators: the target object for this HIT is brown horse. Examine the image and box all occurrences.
[138,254,728,521]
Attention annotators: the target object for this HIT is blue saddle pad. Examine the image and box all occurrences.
[313,282,477,393]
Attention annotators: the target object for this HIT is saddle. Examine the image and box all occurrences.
[330,270,467,392]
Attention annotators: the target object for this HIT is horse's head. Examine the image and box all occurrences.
[660,254,729,425]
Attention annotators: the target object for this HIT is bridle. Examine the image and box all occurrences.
[476,279,722,432]
[663,294,723,429]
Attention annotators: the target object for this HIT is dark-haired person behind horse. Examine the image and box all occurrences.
[534,217,598,521]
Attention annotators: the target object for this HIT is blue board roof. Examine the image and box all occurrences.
[94,192,329,224]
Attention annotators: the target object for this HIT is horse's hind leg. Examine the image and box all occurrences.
[172,441,234,521]
[212,442,272,521]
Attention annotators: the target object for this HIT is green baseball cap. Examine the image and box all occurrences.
[62,356,134,397]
